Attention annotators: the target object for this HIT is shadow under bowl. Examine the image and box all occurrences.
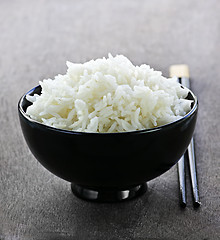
[18,85,198,202]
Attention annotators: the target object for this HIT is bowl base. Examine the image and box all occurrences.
[71,183,147,202]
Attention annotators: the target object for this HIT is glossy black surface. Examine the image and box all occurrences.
[71,183,147,202]
[18,85,198,201]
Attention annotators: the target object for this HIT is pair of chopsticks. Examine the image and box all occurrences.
[170,65,201,208]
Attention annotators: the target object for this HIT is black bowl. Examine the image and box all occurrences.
[18,85,198,202]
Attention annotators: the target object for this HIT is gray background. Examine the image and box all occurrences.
[0,0,219,239]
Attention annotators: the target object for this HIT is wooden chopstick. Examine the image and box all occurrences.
[170,64,201,208]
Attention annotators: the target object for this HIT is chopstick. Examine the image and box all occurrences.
[188,138,201,207]
[177,155,186,208]
[169,64,201,208]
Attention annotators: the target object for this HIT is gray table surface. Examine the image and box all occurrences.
[0,0,220,239]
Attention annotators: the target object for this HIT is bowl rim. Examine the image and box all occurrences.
[18,85,198,135]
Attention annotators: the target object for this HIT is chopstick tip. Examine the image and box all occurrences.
[193,201,201,208]
[180,202,187,209]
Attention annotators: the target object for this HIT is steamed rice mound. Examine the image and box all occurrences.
[26,54,192,133]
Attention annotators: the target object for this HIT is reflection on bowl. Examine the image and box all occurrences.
[18,85,198,202]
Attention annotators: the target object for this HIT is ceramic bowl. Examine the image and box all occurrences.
[18,85,198,202]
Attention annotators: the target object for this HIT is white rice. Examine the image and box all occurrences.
[26,54,192,133]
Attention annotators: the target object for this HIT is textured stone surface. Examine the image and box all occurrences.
[0,0,219,239]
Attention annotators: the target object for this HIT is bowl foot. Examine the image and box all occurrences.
[71,183,147,202]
